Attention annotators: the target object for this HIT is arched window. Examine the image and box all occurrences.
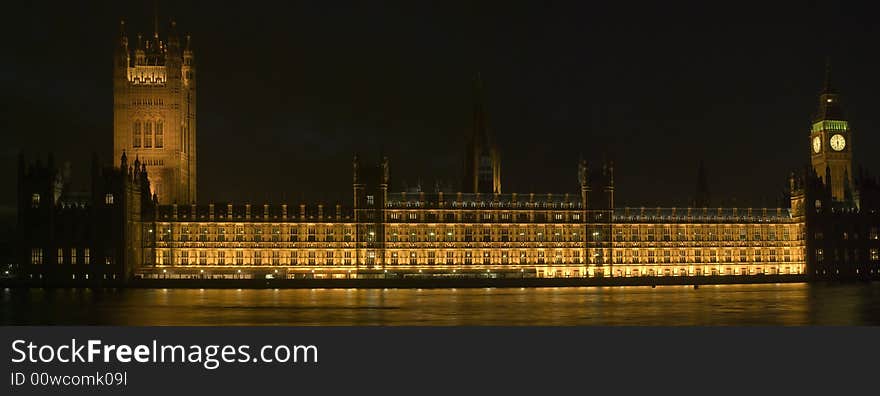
[155,120,164,148]
[144,121,153,148]
[132,121,141,148]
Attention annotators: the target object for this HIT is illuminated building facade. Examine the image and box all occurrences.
[13,19,880,285]
[113,19,197,205]
[136,157,808,280]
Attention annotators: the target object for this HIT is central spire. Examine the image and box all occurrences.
[822,57,834,95]
[462,72,501,194]
[814,58,844,122]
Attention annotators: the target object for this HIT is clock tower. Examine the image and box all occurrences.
[809,63,853,203]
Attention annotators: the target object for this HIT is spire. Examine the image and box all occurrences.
[473,72,489,147]
[814,59,844,122]
[822,57,834,95]
[119,19,127,45]
[153,0,160,39]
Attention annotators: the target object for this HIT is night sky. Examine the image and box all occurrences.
[3,1,880,216]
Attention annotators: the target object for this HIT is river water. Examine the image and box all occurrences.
[3,283,879,325]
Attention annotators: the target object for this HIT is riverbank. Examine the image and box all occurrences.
[0,274,821,289]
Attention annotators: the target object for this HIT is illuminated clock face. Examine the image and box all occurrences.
[812,136,821,153]
[830,134,846,151]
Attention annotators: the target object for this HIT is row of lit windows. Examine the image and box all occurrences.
[815,248,880,262]
[131,98,165,107]
[386,212,582,222]
[613,225,800,242]
[30,248,95,265]
[132,120,164,148]
[611,248,800,264]
[387,201,582,209]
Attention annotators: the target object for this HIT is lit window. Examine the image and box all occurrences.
[84,248,90,265]
[105,194,114,205]
[144,121,153,148]
[57,248,64,264]
[132,121,142,148]
[31,248,43,265]
[155,120,164,148]
[31,193,40,208]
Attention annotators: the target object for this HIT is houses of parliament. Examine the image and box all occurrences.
[14,18,880,285]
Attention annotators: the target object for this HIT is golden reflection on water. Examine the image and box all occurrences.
[3,283,879,325]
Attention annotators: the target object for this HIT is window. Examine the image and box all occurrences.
[289,227,298,242]
[155,120,164,148]
[57,248,64,264]
[31,248,43,265]
[84,248,90,265]
[71,248,77,265]
[816,248,824,262]
[31,193,40,208]
[133,121,142,148]
[870,249,879,262]
[366,195,374,206]
[326,251,334,265]
[254,251,262,265]
[144,121,153,148]
[870,227,879,240]
[218,251,226,265]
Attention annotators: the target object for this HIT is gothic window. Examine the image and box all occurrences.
[144,121,153,148]
[31,248,43,264]
[155,120,164,148]
[133,121,142,148]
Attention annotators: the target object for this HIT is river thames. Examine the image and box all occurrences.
[3,282,880,325]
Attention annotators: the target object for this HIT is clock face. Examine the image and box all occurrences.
[812,136,821,153]
[830,134,846,151]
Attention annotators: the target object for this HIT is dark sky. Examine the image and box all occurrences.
[3,1,880,213]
